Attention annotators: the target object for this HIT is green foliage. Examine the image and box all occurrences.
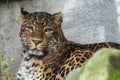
[0,50,14,78]
[108,68,120,80]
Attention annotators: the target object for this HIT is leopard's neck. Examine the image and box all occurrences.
[47,39,78,59]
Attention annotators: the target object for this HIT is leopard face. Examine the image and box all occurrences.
[19,8,64,55]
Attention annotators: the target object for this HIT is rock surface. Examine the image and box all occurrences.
[0,0,120,79]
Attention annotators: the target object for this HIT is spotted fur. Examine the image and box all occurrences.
[17,7,120,80]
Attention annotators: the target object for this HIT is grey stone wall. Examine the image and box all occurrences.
[0,0,120,79]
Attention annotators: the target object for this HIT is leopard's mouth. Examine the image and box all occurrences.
[23,39,50,56]
[25,40,47,50]
[28,49,44,56]
[27,43,49,56]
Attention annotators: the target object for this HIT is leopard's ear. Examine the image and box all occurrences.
[53,12,63,24]
[17,7,29,18]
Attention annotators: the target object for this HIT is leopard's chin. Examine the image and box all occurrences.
[28,49,44,56]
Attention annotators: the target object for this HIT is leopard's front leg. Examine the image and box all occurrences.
[55,50,93,80]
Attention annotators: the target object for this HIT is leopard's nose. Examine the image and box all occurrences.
[32,40,42,45]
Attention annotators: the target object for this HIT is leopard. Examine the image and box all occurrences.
[16,7,120,80]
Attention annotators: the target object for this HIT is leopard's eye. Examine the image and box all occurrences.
[27,27,33,31]
[44,28,53,32]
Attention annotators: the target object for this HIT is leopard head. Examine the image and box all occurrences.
[18,7,65,55]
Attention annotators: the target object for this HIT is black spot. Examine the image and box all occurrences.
[80,57,86,63]
[71,66,74,70]
[81,52,84,54]
[32,72,34,75]
[84,53,92,59]
[39,71,42,73]
[77,64,81,67]
[44,67,47,71]
[31,62,35,67]
[75,54,81,57]
[68,62,72,66]
[70,47,75,51]
[36,76,39,79]
[39,74,42,77]
[69,58,74,63]
[45,78,48,80]
[59,66,65,72]
[34,70,38,72]
[52,77,56,80]
[66,68,69,75]
[25,66,30,69]
[53,69,56,73]
[29,70,31,74]
[36,73,39,75]
[47,73,51,77]
[40,66,43,69]
[32,62,39,67]
[61,72,64,77]
[76,58,80,62]
[23,50,26,53]
[24,55,34,61]
[49,78,52,80]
